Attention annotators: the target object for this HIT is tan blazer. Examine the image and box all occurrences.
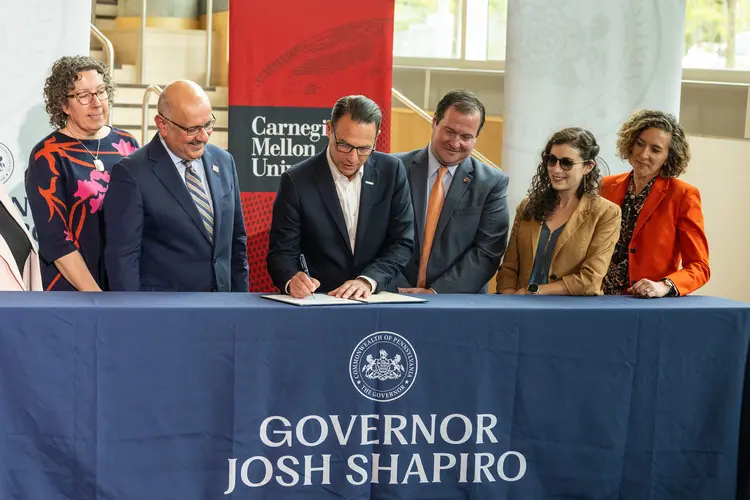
[0,184,42,291]
[496,194,621,295]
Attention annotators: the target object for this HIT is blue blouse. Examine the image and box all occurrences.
[529,222,565,285]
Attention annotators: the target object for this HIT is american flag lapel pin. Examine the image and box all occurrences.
[212,164,220,173]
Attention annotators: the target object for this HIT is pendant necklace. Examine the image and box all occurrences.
[68,128,104,172]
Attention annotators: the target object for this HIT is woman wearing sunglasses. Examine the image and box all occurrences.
[26,56,139,291]
[496,127,621,295]
[600,110,709,298]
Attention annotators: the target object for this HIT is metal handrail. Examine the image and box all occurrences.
[90,24,115,126]
[205,0,213,88]
[390,88,499,169]
[141,84,163,144]
[139,0,213,87]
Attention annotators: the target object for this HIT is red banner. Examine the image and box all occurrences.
[229,0,395,291]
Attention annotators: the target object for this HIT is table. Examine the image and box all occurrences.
[0,293,748,499]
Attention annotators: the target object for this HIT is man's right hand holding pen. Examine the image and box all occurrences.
[287,254,320,299]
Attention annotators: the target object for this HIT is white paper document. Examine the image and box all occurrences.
[261,294,360,306]
[354,292,428,304]
[261,291,428,306]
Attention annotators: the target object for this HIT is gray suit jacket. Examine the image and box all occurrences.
[386,147,510,293]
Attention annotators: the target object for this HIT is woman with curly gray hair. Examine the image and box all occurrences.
[600,109,710,298]
[496,127,621,296]
[26,55,139,291]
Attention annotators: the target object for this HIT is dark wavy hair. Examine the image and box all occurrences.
[43,56,115,130]
[615,109,690,178]
[522,127,602,222]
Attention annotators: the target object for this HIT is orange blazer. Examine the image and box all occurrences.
[496,194,621,295]
[599,172,710,296]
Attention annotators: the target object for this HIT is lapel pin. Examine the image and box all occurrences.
[212,165,219,173]
[463,177,470,183]
[365,180,374,185]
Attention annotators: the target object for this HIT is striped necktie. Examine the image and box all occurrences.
[183,160,214,243]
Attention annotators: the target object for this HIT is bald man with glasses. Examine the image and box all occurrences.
[104,80,249,292]
[267,95,414,299]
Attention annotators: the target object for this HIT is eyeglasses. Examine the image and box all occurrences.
[67,87,108,106]
[159,113,216,137]
[544,153,588,171]
[331,128,375,156]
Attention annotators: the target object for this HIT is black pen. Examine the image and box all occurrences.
[299,254,315,300]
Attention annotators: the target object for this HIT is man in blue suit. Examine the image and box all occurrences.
[267,95,414,300]
[388,90,509,294]
[104,80,248,292]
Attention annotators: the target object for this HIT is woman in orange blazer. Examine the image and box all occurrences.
[600,109,709,298]
[496,128,621,296]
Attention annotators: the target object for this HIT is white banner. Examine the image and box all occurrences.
[502,0,686,211]
[0,0,91,239]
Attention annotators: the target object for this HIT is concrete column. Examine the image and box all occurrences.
[0,0,90,230]
[501,0,686,212]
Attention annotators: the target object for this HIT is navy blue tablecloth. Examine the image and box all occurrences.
[0,293,748,499]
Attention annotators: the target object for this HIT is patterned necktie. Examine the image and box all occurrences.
[417,166,448,288]
[183,160,214,243]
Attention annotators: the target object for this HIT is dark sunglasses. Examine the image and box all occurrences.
[544,153,588,171]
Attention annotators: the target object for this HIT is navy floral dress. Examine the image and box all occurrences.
[26,128,139,290]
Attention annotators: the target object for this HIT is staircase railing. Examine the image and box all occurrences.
[391,88,498,169]
[90,23,115,126]
[141,84,163,144]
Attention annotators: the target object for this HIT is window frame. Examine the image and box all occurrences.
[393,0,750,85]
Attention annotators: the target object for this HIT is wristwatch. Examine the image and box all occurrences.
[527,283,539,295]
[661,278,679,297]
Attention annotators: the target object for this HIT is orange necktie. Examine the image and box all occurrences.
[417,167,448,288]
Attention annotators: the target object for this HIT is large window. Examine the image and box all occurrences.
[683,0,750,69]
[464,0,507,60]
[393,0,462,58]
[395,0,750,74]
[486,0,508,60]
[393,0,507,60]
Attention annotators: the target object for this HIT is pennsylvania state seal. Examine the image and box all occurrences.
[350,331,418,402]
[0,142,14,184]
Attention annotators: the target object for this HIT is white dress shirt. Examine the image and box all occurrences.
[159,136,213,209]
[326,147,376,292]
[284,149,376,295]
[326,147,363,253]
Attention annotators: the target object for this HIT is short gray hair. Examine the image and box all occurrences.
[330,95,382,130]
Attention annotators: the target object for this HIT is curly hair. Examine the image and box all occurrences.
[43,56,115,130]
[615,109,690,178]
[522,127,602,222]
